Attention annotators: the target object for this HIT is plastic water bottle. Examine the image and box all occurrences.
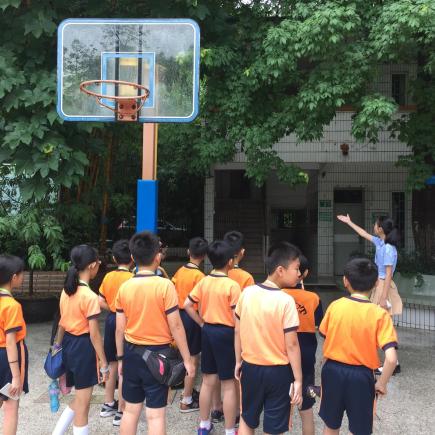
[49,379,60,413]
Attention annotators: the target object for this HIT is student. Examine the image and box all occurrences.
[319,258,398,435]
[98,239,133,426]
[336,214,402,314]
[337,214,402,373]
[0,255,27,435]
[282,255,323,435]
[224,231,254,290]
[52,245,109,435]
[234,242,303,435]
[184,240,241,435]
[115,231,194,435]
[172,237,208,413]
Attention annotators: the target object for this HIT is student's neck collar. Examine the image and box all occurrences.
[350,292,370,301]
[136,267,156,276]
[78,280,90,288]
[186,261,201,269]
[0,287,13,296]
[117,266,130,272]
[262,279,281,289]
[233,264,240,269]
[210,269,228,277]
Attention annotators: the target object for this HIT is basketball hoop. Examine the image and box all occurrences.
[79,79,150,122]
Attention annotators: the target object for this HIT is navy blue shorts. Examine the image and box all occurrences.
[240,361,294,434]
[201,323,235,380]
[0,341,29,400]
[299,333,317,411]
[104,312,117,362]
[122,341,169,408]
[319,360,375,435]
[63,332,98,390]
[180,309,201,356]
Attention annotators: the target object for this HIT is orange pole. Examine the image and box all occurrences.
[142,123,158,180]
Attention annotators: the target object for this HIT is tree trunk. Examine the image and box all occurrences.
[99,132,115,254]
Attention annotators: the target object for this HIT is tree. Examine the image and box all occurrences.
[1,1,434,257]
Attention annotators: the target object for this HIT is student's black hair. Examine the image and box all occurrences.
[129,231,160,267]
[189,237,208,259]
[207,240,234,269]
[223,230,244,255]
[0,255,25,286]
[112,239,131,265]
[344,257,378,292]
[376,216,400,248]
[64,245,99,296]
[299,254,310,276]
[266,242,301,275]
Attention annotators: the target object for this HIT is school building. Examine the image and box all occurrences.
[204,64,416,283]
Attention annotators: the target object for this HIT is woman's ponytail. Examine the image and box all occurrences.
[64,265,79,296]
[377,217,400,248]
[63,244,98,296]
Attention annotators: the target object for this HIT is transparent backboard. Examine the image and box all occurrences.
[57,19,200,123]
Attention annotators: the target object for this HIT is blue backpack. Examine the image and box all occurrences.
[44,346,65,379]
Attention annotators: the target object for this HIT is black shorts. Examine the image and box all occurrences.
[201,323,235,380]
[319,360,376,435]
[122,341,169,408]
[63,332,98,390]
[0,341,29,400]
[104,312,117,363]
[180,309,201,356]
[240,361,294,434]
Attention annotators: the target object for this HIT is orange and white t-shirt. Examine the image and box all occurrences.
[235,283,300,366]
[228,266,255,291]
[188,272,241,327]
[172,263,205,309]
[0,292,26,346]
[99,268,133,312]
[59,283,101,335]
[115,273,179,346]
[282,288,323,333]
[320,296,398,369]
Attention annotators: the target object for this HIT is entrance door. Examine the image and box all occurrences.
[333,189,364,275]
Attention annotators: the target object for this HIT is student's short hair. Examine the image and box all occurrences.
[266,242,300,275]
[207,240,234,269]
[344,258,378,292]
[189,237,208,259]
[299,255,310,276]
[0,255,25,286]
[223,230,244,255]
[129,231,160,267]
[112,239,131,264]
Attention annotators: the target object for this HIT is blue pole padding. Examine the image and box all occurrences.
[425,176,435,185]
[137,180,158,233]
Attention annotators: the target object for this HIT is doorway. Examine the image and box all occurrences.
[333,189,364,275]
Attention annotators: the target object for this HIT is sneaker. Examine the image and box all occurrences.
[180,399,200,413]
[197,423,214,434]
[211,410,224,423]
[100,400,118,417]
[192,388,200,402]
[112,411,123,426]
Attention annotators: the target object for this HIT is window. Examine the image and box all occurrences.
[392,74,406,105]
[392,192,405,247]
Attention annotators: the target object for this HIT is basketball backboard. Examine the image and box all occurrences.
[57,19,200,123]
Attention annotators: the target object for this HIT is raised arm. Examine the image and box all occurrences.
[336,214,373,242]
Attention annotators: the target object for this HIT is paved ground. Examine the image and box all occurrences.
[2,321,434,434]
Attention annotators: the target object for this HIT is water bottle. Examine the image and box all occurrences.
[49,379,60,413]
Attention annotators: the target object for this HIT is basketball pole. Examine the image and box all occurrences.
[137,123,158,233]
